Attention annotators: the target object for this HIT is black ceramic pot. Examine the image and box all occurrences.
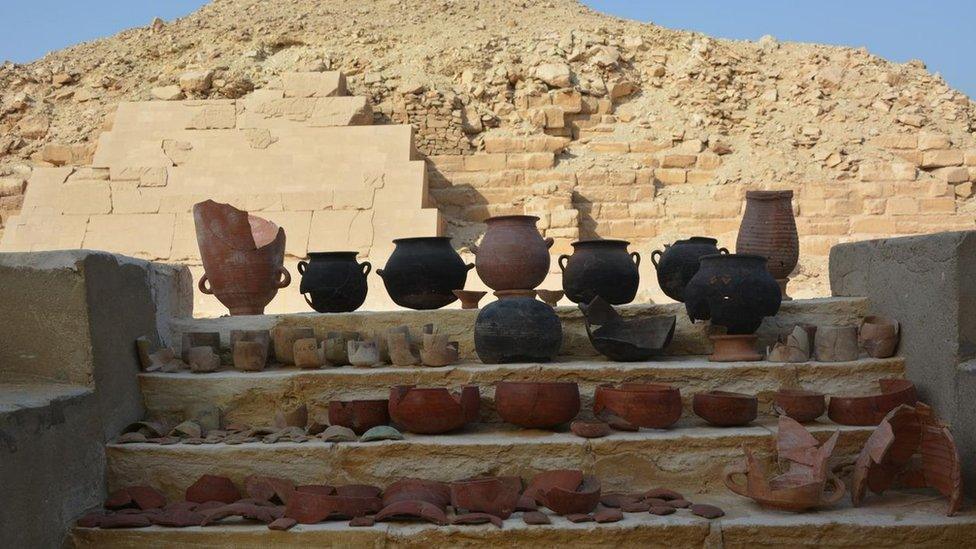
[683,254,781,334]
[298,252,370,313]
[474,290,562,363]
[377,237,473,310]
[558,239,640,305]
[651,237,728,302]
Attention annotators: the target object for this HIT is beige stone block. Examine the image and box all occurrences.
[548,209,579,229]
[170,214,200,261]
[483,136,517,154]
[825,198,862,215]
[862,198,886,215]
[917,132,950,151]
[885,197,919,215]
[258,211,311,257]
[919,197,956,213]
[955,182,973,198]
[696,152,722,170]
[920,149,964,168]
[334,189,375,210]
[427,155,465,172]
[112,188,163,214]
[309,210,374,253]
[282,72,347,98]
[83,214,176,259]
[541,106,565,129]
[931,167,970,183]
[551,90,583,113]
[464,154,508,172]
[630,139,670,153]
[281,189,334,211]
[797,199,828,216]
[859,162,916,181]
[686,170,714,184]
[186,104,237,130]
[525,136,570,153]
[850,216,897,234]
[655,168,687,185]
[20,167,73,217]
[159,193,208,213]
[871,133,917,149]
[893,150,923,165]
[0,214,89,252]
[964,150,976,166]
[590,141,630,153]
[506,152,555,170]
[630,202,664,218]
[58,181,111,215]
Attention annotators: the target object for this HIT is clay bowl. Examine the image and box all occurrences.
[772,389,825,423]
[450,476,522,519]
[494,381,580,429]
[593,383,682,429]
[525,470,584,504]
[328,399,390,435]
[388,385,480,435]
[693,391,758,427]
[542,474,602,515]
[827,378,917,426]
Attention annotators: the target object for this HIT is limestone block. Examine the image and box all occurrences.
[58,181,112,215]
[255,211,311,258]
[917,132,951,151]
[186,104,237,130]
[309,210,374,253]
[67,168,110,182]
[371,208,443,241]
[655,168,687,185]
[179,70,214,93]
[158,193,208,213]
[282,72,348,98]
[93,133,174,168]
[0,177,25,197]
[919,197,956,213]
[696,152,722,170]
[20,167,73,216]
[920,150,964,168]
[83,214,176,260]
[686,170,715,184]
[871,133,917,149]
[110,100,237,132]
[464,154,507,172]
[590,141,630,153]
[859,162,917,181]
[885,197,919,215]
[966,150,976,166]
[169,214,200,261]
[506,152,555,170]
[162,140,194,165]
[38,143,96,166]
[661,153,697,168]
[112,188,163,214]
[334,189,375,210]
[151,85,184,101]
[630,139,671,153]
[551,90,583,113]
[932,167,970,183]
[281,189,335,211]
[0,214,88,252]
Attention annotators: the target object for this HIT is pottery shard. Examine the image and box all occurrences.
[522,511,551,525]
[234,341,268,372]
[105,490,133,510]
[187,346,220,373]
[127,486,167,510]
[382,479,451,508]
[515,495,538,511]
[648,505,676,516]
[643,487,684,501]
[274,403,308,429]
[293,338,323,369]
[201,502,284,525]
[98,513,153,529]
[570,419,611,438]
[690,503,725,519]
[452,512,503,528]
[621,500,650,513]
[374,500,448,525]
[245,475,296,504]
[152,508,205,527]
[594,508,624,523]
[268,517,298,531]
[349,515,375,527]
[600,493,640,508]
[525,470,584,505]
[186,475,241,504]
[566,513,594,523]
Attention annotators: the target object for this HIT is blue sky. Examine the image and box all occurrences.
[0,1,972,98]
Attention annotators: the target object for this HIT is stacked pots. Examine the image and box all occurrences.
[735,190,799,299]
[651,237,727,302]
[559,239,641,305]
[377,237,473,310]
[474,216,562,363]
[298,252,370,313]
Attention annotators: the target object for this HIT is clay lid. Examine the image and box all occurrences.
[745,189,793,200]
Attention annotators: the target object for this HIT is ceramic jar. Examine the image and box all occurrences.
[735,190,799,294]
[298,252,370,313]
[475,215,553,291]
[593,383,682,429]
[388,385,480,434]
[193,200,291,315]
[558,239,640,305]
[377,237,473,310]
[473,290,562,363]
[684,254,782,334]
[651,237,728,302]
[494,381,580,429]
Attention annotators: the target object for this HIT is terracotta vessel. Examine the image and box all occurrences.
[186,475,241,504]
[525,470,584,504]
[494,381,580,429]
[685,253,782,335]
[651,237,728,303]
[851,403,962,516]
[859,315,900,358]
[827,378,917,426]
[298,252,370,313]
[420,324,459,367]
[593,383,682,429]
[559,239,640,305]
[323,331,358,365]
[475,215,553,291]
[693,391,758,427]
[709,334,762,362]
[388,385,480,434]
[230,329,270,371]
[450,476,522,519]
[180,332,220,363]
[375,500,448,525]
[570,419,611,438]
[293,338,323,369]
[387,327,420,366]
[767,326,811,363]
[474,290,562,363]
[328,399,390,435]
[773,389,826,423]
[814,325,859,362]
[542,475,601,515]
[383,479,451,508]
[535,289,564,308]
[377,237,473,310]
[579,296,675,361]
[452,289,487,309]
[193,200,290,315]
[270,326,314,365]
[347,339,380,367]
[735,190,799,298]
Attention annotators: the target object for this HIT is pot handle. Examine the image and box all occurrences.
[376,268,385,278]
[719,247,730,254]
[303,293,315,308]
[465,262,475,271]
[821,474,847,506]
[630,251,641,267]
[544,237,554,249]
[275,266,292,289]
[198,274,213,295]
[557,254,570,272]
[650,249,663,269]
[297,260,308,275]
[722,462,750,498]
[361,261,372,276]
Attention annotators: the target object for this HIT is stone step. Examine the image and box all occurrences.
[170,297,868,361]
[140,355,902,426]
[70,490,976,548]
[104,420,870,500]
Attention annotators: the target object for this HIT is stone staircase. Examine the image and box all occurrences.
[68,297,976,547]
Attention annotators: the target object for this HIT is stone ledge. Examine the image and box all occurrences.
[70,491,976,549]
[104,420,868,498]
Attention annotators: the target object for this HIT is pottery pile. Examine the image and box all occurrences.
[77,471,725,531]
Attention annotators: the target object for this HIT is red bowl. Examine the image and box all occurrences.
[593,383,682,429]
[773,389,825,423]
[328,399,390,435]
[692,391,758,427]
[388,385,480,435]
[495,381,580,429]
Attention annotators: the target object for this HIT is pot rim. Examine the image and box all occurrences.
[484,214,540,224]
[676,236,719,244]
[391,236,454,244]
[307,251,361,259]
[598,382,678,394]
[699,252,767,263]
[571,238,631,247]
[745,190,794,200]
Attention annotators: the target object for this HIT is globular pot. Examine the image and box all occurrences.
[193,200,290,316]
[376,237,473,310]
[474,290,562,363]
[494,381,580,429]
[651,237,727,303]
[693,391,758,427]
[298,252,370,313]
[450,476,522,519]
[559,239,640,305]
[773,389,826,423]
[827,379,917,426]
[684,254,782,334]
[475,215,553,291]
[593,383,682,429]
[388,385,480,435]
[328,399,390,435]
[735,190,799,295]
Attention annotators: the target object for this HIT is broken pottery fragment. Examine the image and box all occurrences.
[388,385,480,434]
[359,425,404,442]
[181,332,220,363]
[620,500,650,513]
[420,324,460,367]
[382,479,451,508]
[693,390,757,427]
[320,425,357,442]
[600,493,640,508]
[814,325,859,362]
[541,475,601,516]
[324,331,359,365]
[186,475,241,504]
[522,511,551,525]
[666,498,691,509]
[690,503,725,519]
[450,476,522,519]
[525,470,584,505]
[515,494,538,511]
[187,346,220,373]
[284,490,383,523]
[201,502,283,525]
[152,508,206,527]
[387,327,420,366]
[579,296,676,361]
[648,505,675,515]
[767,326,811,362]
[827,379,917,426]
[336,485,382,499]
[851,403,962,516]
[98,513,153,529]
[271,326,315,365]
[594,508,623,523]
[570,419,612,438]
[230,329,271,369]
[245,475,296,504]
[293,338,323,369]
[268,517,297,531]
[773,389,826,423]
[374,500,449,525]
[329,399,390,435]
[495,381,580,429]
[566,513,594,523]
[122,420,170,439]
[274,402,308,429]
[594,382,682,429]
[859,315,900,358]
[348,516,375,527]
[170,420,203,439]
[348,339,381,368]
[452,512,504,527]
[126,486,166,510]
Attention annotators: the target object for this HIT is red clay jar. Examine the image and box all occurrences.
[593,383,682,429]
[735,190,799,295]
[388,385,480,435]
[450,476,522,519]
[328,399,390,435]
[475,215,553,291]
[827,378,917,426]
[494,381,580,429]
[773,389,826,423]
[693,390,758,427]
